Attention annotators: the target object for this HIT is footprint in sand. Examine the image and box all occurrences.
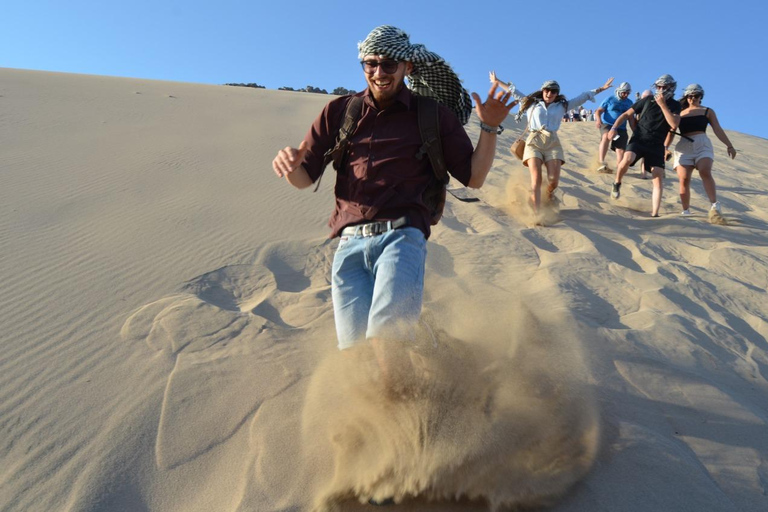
[120,239,336,469]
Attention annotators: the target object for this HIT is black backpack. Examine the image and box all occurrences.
[320,95,449,225]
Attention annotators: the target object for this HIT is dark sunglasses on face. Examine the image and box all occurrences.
[687,94,702,99]
[361,59,401,74]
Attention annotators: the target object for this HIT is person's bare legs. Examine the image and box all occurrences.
[641,163,650,180]
[615,148,625,172]
[676,164,694,210]
[612,151,636,199]
[545,159,562,201]
[696,158,717,203]
[528,157,544,211]
[651,166,664,216]
[598,133,610,166]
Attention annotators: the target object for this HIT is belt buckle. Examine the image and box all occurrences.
[361,223,375,237]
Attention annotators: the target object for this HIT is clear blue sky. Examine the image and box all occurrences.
[4,0,767,139]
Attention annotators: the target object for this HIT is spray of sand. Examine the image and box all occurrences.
[493,167,561,227]
[301,303,600,511]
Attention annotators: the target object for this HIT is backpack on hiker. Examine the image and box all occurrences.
[320,95,449,225]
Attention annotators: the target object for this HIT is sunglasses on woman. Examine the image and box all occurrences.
[360,59,401,74]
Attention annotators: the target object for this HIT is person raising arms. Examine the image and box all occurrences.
[491,72,613,213]
[273,26,516,390]
[595,82,635,173]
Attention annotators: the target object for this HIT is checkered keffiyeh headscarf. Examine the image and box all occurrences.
[357,25,472,125]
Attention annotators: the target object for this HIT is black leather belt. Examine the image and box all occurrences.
[340,216,409,237]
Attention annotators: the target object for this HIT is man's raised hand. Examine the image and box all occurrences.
[272,140,308,178]
[472,83,517,128]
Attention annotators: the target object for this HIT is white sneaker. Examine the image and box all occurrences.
[681,209,692,217]
[597,164,607,173]
[711,202,722,214]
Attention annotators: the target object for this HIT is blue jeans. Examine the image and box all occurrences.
[331,227,427,350]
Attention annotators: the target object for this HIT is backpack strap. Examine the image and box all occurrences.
[414,96,449,185]
[315,95,449,193]
[314,95,364,191]
[326,95,363,171]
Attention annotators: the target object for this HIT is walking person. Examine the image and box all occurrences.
[608,74,681,217]
[490,72,613,212]
[668,83,736,218]
[272,26,516,387]
[595,82,634,173]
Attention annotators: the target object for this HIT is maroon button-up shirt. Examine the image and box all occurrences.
[301,86,474,239]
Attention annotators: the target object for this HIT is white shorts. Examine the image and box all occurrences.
[674,133,715,168]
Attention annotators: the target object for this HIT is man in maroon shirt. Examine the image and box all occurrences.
[272,26,515,387]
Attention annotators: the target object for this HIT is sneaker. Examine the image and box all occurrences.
[597,164,607,173]
[611,182,621,199]
[680,209,692,217]
[711,202,721,214]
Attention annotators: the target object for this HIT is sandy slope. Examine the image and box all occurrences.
[1,67,767,511]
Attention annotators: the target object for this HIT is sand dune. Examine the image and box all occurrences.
[1,67,767,511]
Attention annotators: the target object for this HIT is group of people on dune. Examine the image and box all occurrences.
[273,27,737,442]
[490,72,736,219]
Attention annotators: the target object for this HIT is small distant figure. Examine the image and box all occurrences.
[608,74,682,217]
[596,82,634,173]
[579,106,588,122]
[635,91,641,100]
[668,83,736,220]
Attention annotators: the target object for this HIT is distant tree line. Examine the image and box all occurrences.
[225,83,356,96]
[224,83,266,89]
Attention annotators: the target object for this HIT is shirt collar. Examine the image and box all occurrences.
[363,85,413,110]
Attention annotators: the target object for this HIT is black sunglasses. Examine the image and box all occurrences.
[360,59,401,74]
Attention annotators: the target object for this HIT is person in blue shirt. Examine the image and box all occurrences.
[595,82,634,173]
